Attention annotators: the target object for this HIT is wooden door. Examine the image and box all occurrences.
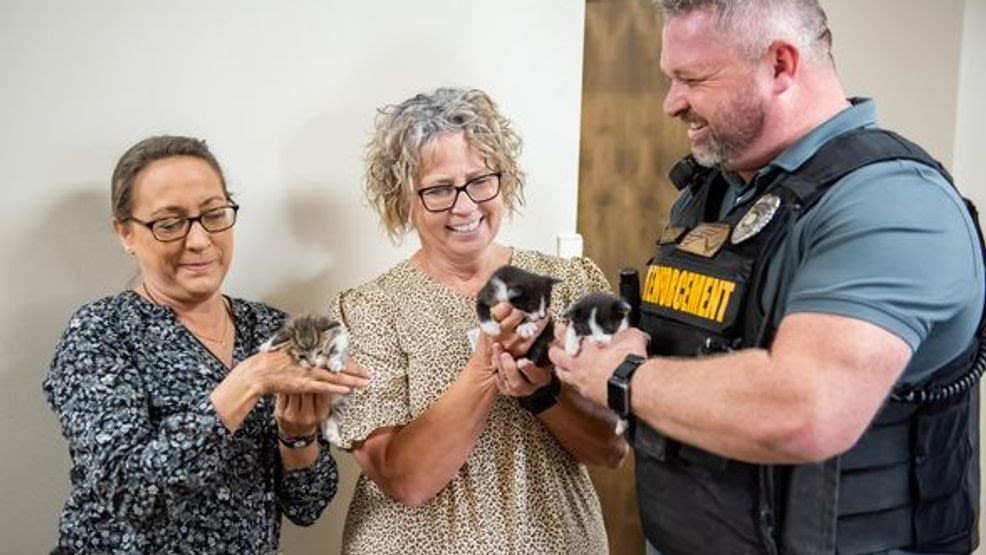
[578,1,690,553]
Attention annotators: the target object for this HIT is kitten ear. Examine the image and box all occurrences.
[548,276,563,286]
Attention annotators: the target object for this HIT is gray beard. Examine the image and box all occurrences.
[690,91,766,170]
[692,138,731,169]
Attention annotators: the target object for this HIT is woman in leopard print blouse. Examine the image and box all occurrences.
[329,88,627,554]
[44,136,366,553]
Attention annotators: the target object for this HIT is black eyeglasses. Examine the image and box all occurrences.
[124,204,239,242]
[416,172,502,212]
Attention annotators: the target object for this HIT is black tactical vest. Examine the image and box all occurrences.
[632,128,984,554]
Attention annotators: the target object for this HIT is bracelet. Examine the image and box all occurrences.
[277,429,319,449]
[518,373,561,415]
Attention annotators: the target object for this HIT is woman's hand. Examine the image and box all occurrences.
[212,352,369,433]
[486,302,551,358]
[275,393,331,437]
[277,357,372,434]
[490,343,553,397]
[276,392,330,471]
[239,350,368,398]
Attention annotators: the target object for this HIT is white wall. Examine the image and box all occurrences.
[825,0,965,168]
[953,0,986,549]
[954,0,986,216]
[823,0,984,218]
[0,1,586,553]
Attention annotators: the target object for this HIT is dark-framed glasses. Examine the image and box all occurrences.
[125,204,239,242]
[416,172,502,212]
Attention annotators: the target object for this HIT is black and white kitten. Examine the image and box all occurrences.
[261,314,350,446]
[564,292,633,434]
[476,265,561,367]
[563,292,631,355]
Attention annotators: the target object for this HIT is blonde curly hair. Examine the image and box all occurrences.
[364,88,525,241]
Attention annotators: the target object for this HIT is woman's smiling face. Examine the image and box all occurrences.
[410,131,504,264]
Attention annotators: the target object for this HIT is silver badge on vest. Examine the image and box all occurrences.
[731,194,781,244]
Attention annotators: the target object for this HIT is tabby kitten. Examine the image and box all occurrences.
[562,292,631,355]
[261,313,350,445]
[476,265,561,367]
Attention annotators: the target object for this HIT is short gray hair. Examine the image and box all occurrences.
[655,0,831,62]
[364,88,525,241]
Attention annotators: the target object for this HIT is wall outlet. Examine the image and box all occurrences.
[556,233,584,258]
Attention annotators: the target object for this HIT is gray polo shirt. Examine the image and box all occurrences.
[700,98,983,386]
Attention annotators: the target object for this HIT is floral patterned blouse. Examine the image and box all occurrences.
[43,291,338,554]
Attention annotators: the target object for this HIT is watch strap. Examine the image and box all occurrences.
[518,373,561,415]
[277,429,319,449]
[608,353,645,417]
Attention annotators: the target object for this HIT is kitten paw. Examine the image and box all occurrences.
[480,320,502,336]
[517,321,537,339]
[564,326,582,356]
[322,419,342,446]
[615,418,629,436]
[327,355,345,373]
[588,334,613,346]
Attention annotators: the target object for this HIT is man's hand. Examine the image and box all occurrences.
[549,324,648,408]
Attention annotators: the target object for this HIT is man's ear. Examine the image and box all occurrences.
[767,39,800,94]
[113,219,136,255]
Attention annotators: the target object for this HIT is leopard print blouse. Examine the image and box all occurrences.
[331,249,610,554]
[44,291,338,554]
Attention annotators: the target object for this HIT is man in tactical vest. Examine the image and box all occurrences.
[550,1,985,553]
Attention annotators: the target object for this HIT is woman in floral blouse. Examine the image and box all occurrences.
[43,135,367,553]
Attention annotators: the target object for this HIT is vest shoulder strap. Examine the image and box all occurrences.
[778,127,953,208]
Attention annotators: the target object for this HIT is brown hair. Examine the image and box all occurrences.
[111,135,229,221]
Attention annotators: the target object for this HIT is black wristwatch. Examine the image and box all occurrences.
[608,353,645,418]
[518,373,561,415]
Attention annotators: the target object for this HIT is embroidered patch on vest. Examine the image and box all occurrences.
[677,223,730,258]
[659,225,687,245]
[731,194,780,244]
[642,264,738,324]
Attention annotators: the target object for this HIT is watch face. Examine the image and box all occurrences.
[609,354,644,418]
[608,377,630,416]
